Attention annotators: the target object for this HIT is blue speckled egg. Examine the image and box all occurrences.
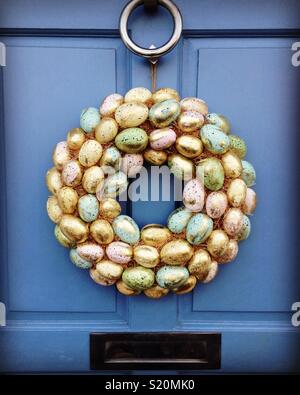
[186,213,213,245]
[156,266,189,289]
[78,194,99,222]
[80,107,100,133]
[149,99,180,128]
[70,248,93,269]
[167,206,193,234]
[241,160,256,187]
[112,215,140,245]
[237,215,251,241]
[200,124,230,154]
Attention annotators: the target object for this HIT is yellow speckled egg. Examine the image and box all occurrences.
[67,128,85,150]
[227,178,247,207]
[125,87,152,105]
[141,224,171,248]
[175,135,203,158]
[115,102,149,128]
[78,140,103,167]
[174,275,197,294]
[168,154,194,180]
[99,198,121,220]
[206,191,228,219]
[46,167,63,195]
[90,267,116,286]
[152,87,180,103]
[57,186,78,214]
[99,93,124,117]
[177,110,204,132]
[82,166,104,194]
[218,239,239,264]
[77,242,104,262]
[188,249,211,282]
[160,239,193,266]
[59,214,89,243]
[47,196,63,223]
[242,188,257,215]
[221,151,243,178]
[116,280,140,296]
[144,285,169,298]
[96,259,123,281]
[52,141,72,170]
[223,208,244,236]
[207,230,229,259]
[133,245,160,268]
[144,149,168,165]
[180,97,208,115]
[54,225,74,248]
[62,160,83,187]
[95,117,119,144]
[90,219,114,244]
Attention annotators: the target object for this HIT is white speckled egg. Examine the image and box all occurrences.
[106,241,133,265]
[80,107,100,133]
[149,128,177,150]
[121,153,144,178]
[78,140,103,167]
[99,93,124,117]
[62,160,83,187]
[52,141,72,170]
[223,208,244,236]
[183,178,205,212]
[78,194,99,222]
[115,102,149,128]
[77,242,104,262]
[206,191,228,219]
[180,97,208,115]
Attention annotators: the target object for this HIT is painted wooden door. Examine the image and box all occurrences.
[0,0,300,373]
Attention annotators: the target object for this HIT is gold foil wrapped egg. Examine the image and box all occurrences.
[100,171,128,199]
[207,230,229,259]
[115,128,148,154]
[90,219,114,244]
[141,224,171,248]
[78,140,103,167]
[96,260,123,281]
[206,113,231,134]
[95,117,119,144]
[62,160,83,187]
[133,245,160,268]
[221,151,243,178]
[180,97,208,115]
[188,249,211,282]
[223,208,244,237]
[242,188,257,215]
[122,266,155,290]
[177,110,204,132]
[144,285,169,299]
[99,198,121,220]
[115,103,149,128]
[175,135,203,158]
[67,128,85,150]
[144,149,168,165]
[82,166,104,194]
[152,87,180,103]
[174,275,197,294]
[218,239,239,264]
[57,186,78,214]
[160,239,193,266]
[46,167,63,195]
[149,99,180,128]
[227,178,247,207]
[124,87,152,105]
[201,261,218,283]
[54,225,74,248]
[90,267,116,286]
[168,154,194,180]
[59,214,89,243]
[47,196,63,223]
[100,146,121,175]
[52,141,72,170]
[99,93,124,117]
[116,280,140,296]
[205,191,228,219]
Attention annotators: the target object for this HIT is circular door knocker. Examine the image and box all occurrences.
[46,2,257,299]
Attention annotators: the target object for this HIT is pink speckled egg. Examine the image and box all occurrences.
[106,241,133,265]
[62,160,83,187]
[99,93,124,117]
[218,239,239,264]
[149,128,177,150]
[121,154,144,177]
[206,191,228,219]
[77,242,104,262]
[183,178,205,212]
[242,188,257,215]
[223,208,244,236]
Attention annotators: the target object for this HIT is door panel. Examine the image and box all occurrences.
[0,0,300,373]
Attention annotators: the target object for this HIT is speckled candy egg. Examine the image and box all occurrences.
[160,239,193,266]
[144,285,169,299]
[115,102,149,128]
[67,128,85,150]
[121,153,144,177]
[133,245,160,268]
[149,128,177,150]
[177,110,204,132]
[218,239,239,264]
[47,196,63,223]
[186,213,213,245]
[82,166,104,194]
[106,241,133,265]
[167,206,193,234]
[221,151,243,178]
[80,107,100,133]
[115,128,148,154]
[227,178,247,207]
[62,160,83,187]
[122,266,155,291]
[183,178,205,212]
[229,135,247,158]
[223,208,244,236]
[99,198,121,220]
[57,186,78,214]
[77,242,104,262]
[78,140,103,167]
[95,117,119,144]
[54,225,74,248]
[168,154,194,180]
[180,97,208,115]
[149,99,180,128]
[90,219,114,244]
[206,191,228,219]
[196,157,224,191]
[174,275,197,294]
[241,160,256,187]
[112,215,140,245]
[90,268,116,286]
[59,214,89,243]
[188,249,211,281]
[156,266,189,289]
[46,167,63,195]
[152,88,180,103]
[207,230,229,259]
[200,124,230,154]
[116,280,140,296]
[100,171,128,198]
[78,194,99,222]
[141,224,171,247]
[175,135,203,158]
[70,248,93,269]
[206,113,231,134]
[96,260,123,281]
[237,215,251,241]
[242,188,257,215]
[100,146,121,174]
[52,141,72,170]
[124,87,152,105]
[144,149,168,165]
[99,93,123,117]
[201,261,219,283]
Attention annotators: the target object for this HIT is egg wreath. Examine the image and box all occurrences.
[46,87,257,298]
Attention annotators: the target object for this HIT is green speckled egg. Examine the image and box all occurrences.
[167,206,193,234]
[237,215,251,240]
[200,124,230,154]
[115,128,148,154]
[196,157,224,191]
[229,135,247,158]
[206,113,231,134]
[78,194,99,222]
[241,160,256,186]
[112,215,140,245]
[149,99,180,128]
[54,225,74,248]
[156,266,189,289]
[70,248,93,269]
[80,107,100,133]
[186,213,213,245]
[122,266,155,290]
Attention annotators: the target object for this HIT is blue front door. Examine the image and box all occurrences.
[0,0,300,373]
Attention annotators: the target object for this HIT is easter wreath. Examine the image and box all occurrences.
[46,87,257,298]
